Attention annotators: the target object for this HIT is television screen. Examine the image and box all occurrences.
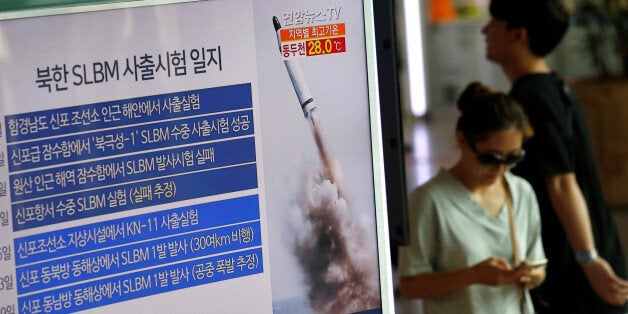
[0,0,395,313]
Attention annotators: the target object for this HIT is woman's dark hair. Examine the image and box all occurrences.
[456,82,532,143]
[489,0,570,57]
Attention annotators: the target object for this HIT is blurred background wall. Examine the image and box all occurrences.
[393,0,627,312]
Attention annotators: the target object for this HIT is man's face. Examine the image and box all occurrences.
[481,18,516,64]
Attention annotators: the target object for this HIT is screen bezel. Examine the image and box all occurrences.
[0,0,396,312]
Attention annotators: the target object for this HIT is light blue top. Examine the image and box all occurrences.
[398,169,545,314]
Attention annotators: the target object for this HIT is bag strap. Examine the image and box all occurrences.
[507,192,520,265]
[504,177,527,314]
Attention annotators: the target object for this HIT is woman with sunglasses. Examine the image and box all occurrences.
[398,82,546,313]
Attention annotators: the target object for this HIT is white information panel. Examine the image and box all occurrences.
[0,0,393,313]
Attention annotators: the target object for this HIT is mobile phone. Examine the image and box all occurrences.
[523,258,548,268]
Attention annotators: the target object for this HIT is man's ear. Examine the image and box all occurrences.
[513,26,528,45]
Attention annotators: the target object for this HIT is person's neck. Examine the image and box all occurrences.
[502,56,551,83]
[449,163,502,194]
[450,164,508,217]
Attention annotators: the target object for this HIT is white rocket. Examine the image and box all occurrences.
[273,16,317,118]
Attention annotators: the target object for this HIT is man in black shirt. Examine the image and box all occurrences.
[481,0,628,313]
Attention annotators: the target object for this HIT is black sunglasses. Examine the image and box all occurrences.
[469,142,526,166]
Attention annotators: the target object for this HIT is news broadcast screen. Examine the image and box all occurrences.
[0,0,394,313]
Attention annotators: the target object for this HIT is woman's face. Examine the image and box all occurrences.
[461,128,524,186]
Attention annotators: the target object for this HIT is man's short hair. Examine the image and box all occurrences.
[489,0,570,57]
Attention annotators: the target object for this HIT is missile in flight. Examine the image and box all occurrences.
[273,16,317,118]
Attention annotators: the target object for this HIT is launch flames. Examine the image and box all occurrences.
[290,112,380,313]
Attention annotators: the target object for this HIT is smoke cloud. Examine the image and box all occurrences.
[289,113,381,313]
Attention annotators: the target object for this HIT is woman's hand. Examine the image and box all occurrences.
[471,256,526,286]
[515,261,546,290]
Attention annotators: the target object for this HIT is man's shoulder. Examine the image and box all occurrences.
[511,73,565,111]
[512,73,560,95]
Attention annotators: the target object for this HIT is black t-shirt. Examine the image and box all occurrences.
[510,73,626,313]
